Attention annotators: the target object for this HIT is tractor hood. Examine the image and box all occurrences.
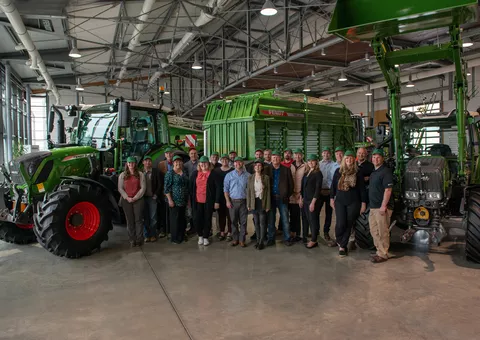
[405,156,449,194]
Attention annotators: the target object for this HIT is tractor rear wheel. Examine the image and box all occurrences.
[0,221,36,244]
[34,182,113,258]
[465,187,480,263]
[354,208,375,250]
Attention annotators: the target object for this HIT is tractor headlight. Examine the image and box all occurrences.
[23,158,43,177]
[426,192,442,201]
[405,191,419,199]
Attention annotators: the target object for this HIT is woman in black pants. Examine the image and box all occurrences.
[190,156,216,246]
[213,154,234,241]
[300,154,323,249]
[330,150,367,257]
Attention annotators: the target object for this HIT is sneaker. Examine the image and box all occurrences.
[150,236,157,243]
[159,232,166,238]
[226,235,233,242]
[218,235,226,241]
[145,238,151,243]
[198,236,204,245]
[203,238,210,246]
[339,249,347,257]
[324,233,331,241]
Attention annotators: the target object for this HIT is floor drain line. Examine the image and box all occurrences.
[141,249,195,340]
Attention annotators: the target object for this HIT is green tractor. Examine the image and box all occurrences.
[0,98,185,258]
[329,0,480,262]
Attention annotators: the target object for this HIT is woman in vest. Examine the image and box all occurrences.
[330,150,367,257]
[247,159,271,250]
[190,156,216,246]
[118,156,146,247]
[300,154,323,249]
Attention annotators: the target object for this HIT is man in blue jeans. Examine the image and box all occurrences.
[267,150,294,246]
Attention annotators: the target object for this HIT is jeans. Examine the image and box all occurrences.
[268,197,290,241]
[143,196,158,238]
[252,198,267,245]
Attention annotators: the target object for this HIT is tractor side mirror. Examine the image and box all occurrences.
[48,108,55,133]
[118,101,131,128]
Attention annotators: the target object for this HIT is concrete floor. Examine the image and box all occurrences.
[1,217,480,340]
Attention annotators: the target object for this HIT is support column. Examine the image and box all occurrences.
[456,82,466,176]
[26,85,32,145]
[389,88,402,180]
[5,62,12,162]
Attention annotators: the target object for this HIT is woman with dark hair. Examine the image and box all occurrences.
[247,159,271,250]
[330,150,367,257]
[164,155,190,244]
[300,154,323,248]
[190,156,216,246]
[213,154,234,241]
[118,156,146,247]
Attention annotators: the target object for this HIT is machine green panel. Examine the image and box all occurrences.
[203,90,355,159]
[169,126,204,151]
[328,0,477,41]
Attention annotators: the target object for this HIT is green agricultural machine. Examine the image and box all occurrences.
[167,116,204,152]
[203,90,359,157]
[0,98,185,258]
[329,0,480,262]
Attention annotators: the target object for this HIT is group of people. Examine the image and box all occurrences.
[117,144,394,264]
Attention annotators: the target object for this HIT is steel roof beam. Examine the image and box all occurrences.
[289,57,348,68]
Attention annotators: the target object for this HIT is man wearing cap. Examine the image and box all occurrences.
[210,152,221,169]
[247,148,264,174]
[267,150,294,246]
[228,150,237,167]
[319,147,335,241]
[184,147,199,179]
[158,147,175,237]
[281,148,294,168]
[142,155,164,242]
[289,148,309,242]
[224,156,251,247]
[369,149,394,263]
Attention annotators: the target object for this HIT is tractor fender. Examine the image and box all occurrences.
[59,176,121,221]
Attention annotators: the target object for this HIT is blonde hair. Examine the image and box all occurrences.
[307,160,319,173]
[339,155,357,175]
[197,162,214,172]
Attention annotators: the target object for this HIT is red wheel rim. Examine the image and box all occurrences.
[17,223,34,230]
[65,202,100,241]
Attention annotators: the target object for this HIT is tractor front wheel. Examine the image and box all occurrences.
[0,221,36,244]
[34,183,113,258]
[354,208,375,250]
[465,187,480,263]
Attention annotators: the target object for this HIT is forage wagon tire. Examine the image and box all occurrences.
[354,208,375,250]
[33,183,113,259]
[465,187,480,263]
[0,221,36,244]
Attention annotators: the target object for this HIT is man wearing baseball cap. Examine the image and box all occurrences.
[210,152,221,169]
[142,155,164,242]
[228,150,237,167]
[289,148,309,242]
[281,148,294,168]
[158,146,175,237]
[369,148,394,263]
[247,148,264,174]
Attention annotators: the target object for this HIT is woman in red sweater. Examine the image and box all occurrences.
[190,156,216,246]
[118,157,146,247]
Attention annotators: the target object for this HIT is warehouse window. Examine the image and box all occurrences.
[31,96,48,150]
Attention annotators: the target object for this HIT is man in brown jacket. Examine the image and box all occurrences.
[157,147,174,237]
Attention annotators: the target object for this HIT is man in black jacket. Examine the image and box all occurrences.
[267,150,294,246]
[143,156,164,242]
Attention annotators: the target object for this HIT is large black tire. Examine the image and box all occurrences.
[0,221,36,244]
[354,208,375,250]
[34,182,113,258]
[465,187,480,263]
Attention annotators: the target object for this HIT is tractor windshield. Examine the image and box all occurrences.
[77,112,117,149]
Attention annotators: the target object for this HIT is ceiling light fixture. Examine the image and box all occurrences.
[311,70,316,77]
[192,54,202,70]
[69,38,82,58]
[365,52,370,61]
[302,84,311,92]
[260,0,277,16]
[273,67,278,74]
[365,85,372,96]
[406,74,415,88]
[321,48,326,56]
[338,71,347,82]
[242,81,246,88]
[163,84,170,94]
[463,37,474,48]
[75,78,84,91]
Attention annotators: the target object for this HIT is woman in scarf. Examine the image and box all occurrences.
[330,150,367,257]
